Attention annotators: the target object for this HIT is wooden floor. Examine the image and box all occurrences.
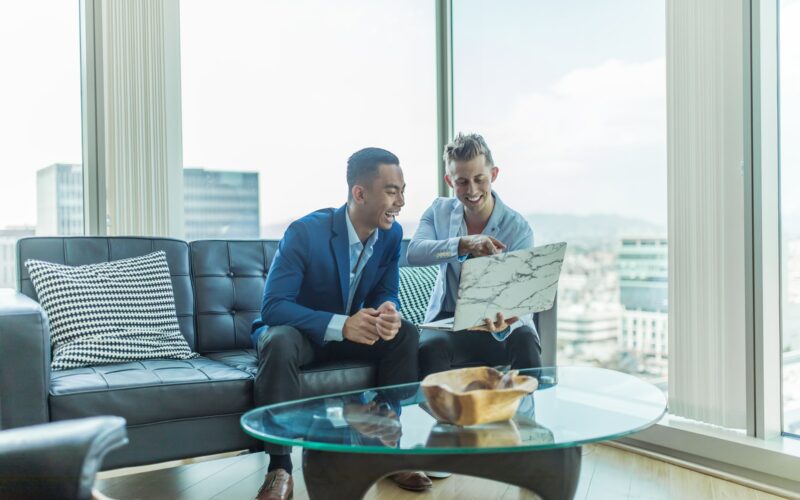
[96,444,792,500]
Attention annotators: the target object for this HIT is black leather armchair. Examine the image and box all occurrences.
[0,416,127,500]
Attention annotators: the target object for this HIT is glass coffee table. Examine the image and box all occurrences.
[241,366,666,500]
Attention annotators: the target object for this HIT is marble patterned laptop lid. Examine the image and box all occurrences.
[453,242,567,331]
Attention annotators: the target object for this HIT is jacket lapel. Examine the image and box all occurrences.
[483,191,503,237]
[448,201,463,239]
[331,205,350,312]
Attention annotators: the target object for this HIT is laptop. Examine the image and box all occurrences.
[418,242,567,332]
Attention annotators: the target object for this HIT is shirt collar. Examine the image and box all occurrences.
[345,207,379,248]
[458,190,506,234]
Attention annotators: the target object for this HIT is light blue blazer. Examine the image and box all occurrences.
[406,192,536,334]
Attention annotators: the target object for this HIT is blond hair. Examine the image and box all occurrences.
[443,133,494,171]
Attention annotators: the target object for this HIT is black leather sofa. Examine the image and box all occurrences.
[0,237,557,470]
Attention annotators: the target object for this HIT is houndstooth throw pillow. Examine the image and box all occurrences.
[25,251,198,371]
[398,265,439,325]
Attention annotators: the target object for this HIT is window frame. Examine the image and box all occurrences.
[80,0,106,236]
[75,0,799,489]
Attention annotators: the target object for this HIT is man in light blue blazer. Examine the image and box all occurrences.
[407,133,542,378]
[250,148,428,499]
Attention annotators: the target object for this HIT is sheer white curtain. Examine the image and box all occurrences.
[101,0,183,237]
[667,0,747,429]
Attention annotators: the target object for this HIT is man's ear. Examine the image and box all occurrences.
[444,174,454,190]
[351,184,366,204]
[490,166,499,183]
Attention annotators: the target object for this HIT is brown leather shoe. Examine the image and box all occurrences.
[389,471,433,492]
[255,469,293,500]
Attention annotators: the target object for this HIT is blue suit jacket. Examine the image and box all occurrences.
[252,204,403,346]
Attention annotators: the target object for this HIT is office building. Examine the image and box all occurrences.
[183,168,260,240]
[36,163,83,236]
[35,165,260,241]
[617,236,668,370]
[0,227,35,289]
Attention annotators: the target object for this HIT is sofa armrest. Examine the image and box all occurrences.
[536,293,558,368]
[0,289,51,429]
[0,416,128,500]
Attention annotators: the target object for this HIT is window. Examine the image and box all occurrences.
[780,0,800,436]
[180,0,437,240]
[452,0,667,389]
[0,1,83,288]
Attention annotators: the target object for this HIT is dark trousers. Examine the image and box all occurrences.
[418,312,542,379]
[255,319,419,455]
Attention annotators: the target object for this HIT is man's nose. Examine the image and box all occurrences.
[396,193,405,206]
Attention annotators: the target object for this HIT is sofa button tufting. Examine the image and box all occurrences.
[227,271,234,277]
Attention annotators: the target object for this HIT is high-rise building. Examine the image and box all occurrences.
[36,163,83,236]
[36,165,260,241]
[617,236,668,372]
[0,227,35,289]
[558,302,622,364]
[183,168,260,240]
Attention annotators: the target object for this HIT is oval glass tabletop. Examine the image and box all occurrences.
[240,366,666,455]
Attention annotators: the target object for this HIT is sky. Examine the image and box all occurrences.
[0,0,796,232]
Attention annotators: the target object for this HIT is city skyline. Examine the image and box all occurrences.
[1,0,797,435]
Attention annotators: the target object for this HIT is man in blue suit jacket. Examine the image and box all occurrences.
[251,148,425,499]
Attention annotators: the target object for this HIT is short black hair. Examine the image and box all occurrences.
[346,147,400,197]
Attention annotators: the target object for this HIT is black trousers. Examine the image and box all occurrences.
[418,312,542,380]
[255,319,419,455]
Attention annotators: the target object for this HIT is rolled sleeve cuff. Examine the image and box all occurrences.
[324,314,347,342]
[491,326,513,342]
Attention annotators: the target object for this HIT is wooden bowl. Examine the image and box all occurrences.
[421,367,539,426]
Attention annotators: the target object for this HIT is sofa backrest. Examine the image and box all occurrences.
[189,239,412,353]
[190,240,277,352]
[16,237,197,350]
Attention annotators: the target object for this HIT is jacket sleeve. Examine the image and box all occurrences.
[261,221,335,345]
[508,222,534,252]
[364,227,402,311]
[406,202,462,266]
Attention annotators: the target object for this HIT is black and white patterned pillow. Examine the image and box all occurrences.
[25,251,198,371]
[398,265,439,325]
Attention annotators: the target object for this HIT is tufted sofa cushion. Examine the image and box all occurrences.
[49,358,252,426]
[191,241,277,353]
[205,350,377,398]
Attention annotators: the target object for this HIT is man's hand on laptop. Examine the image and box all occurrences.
[473,312,519,333]
[375,301,401,341]
[344,309,381,345]
[458,235,507,257]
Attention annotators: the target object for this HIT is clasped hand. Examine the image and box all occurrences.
[343,402,401,447]
[343,301,401,345]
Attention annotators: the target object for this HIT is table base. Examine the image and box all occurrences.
[302,446,581,500]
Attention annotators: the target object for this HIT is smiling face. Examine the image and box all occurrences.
[446,154,498,218]
[351,163,405,233]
